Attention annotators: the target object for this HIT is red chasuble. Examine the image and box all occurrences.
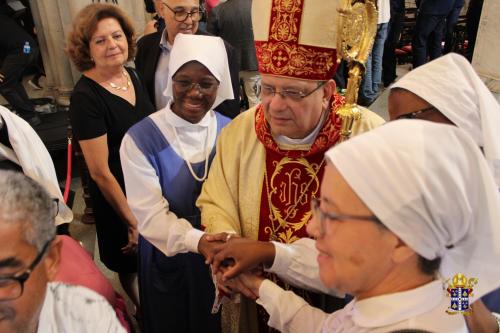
[255,94,345,244]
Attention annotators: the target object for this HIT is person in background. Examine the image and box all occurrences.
[358,0,391,106]
[389,53,500,186]
[144,0,156,13]
[382,0,405,87]
[135,0,240,118]
[411,0,457,68]
[443,0,464,54]
[207,0,260,108]
[204,0,219,15]
[0,170,127,333]
[67,3,155,314]
[0,3,41,127]
[143,0,166,35]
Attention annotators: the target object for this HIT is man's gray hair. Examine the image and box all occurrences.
[0,170,56,251]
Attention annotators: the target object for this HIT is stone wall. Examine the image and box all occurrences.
[472,0,500,93]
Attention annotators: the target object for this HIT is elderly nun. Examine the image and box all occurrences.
[120,33,234,333]
[230,120,500,332]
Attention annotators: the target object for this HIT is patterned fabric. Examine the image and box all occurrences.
[253,0,338,80]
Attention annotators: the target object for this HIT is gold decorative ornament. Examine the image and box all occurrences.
[264,157,324,243]
[336,0,378,140]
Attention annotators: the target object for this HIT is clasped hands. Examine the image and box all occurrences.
[198,233,276,300]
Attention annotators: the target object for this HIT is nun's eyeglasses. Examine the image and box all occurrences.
[161,2,201,22]
[172,79,219,94]
[311,198,382,236]
[396,106,437,120]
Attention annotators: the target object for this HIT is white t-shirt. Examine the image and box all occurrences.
[37,282,126,333]
[378,0,391,24]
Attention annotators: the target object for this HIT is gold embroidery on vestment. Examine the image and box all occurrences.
[264,157,324,243]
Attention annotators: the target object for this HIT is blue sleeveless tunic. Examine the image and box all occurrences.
[126,112,230,333]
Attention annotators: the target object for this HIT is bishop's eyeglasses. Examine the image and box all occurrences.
[258,81,326,102]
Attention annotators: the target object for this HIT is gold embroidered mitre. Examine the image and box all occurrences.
[252,0,340,81]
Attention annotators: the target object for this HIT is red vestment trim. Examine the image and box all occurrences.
[255,94,344,243]
[255,0,338,80]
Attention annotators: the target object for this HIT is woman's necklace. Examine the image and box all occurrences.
[108,69,131,91]
[171,125,211,182]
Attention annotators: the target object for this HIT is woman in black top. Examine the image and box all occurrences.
[67,3,154,311]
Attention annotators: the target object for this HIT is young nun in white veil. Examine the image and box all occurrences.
[120,33,233,333]
[229,120,500,333]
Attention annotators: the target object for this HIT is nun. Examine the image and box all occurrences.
[229,120,500,332]
[120,33,234,333]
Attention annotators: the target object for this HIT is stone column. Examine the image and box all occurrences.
[472,0,500,93]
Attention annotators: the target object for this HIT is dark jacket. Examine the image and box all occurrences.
[390,0,405,14]
[0,13,36,55]
[135,29,241,119]
[418,0,457,15]
[206,0,258,72]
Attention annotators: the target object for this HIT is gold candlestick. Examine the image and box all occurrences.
[336,0,378,141]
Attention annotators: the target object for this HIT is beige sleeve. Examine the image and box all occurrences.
[197,109,265,240]
[197,122,243,235]
[351,107,386,137]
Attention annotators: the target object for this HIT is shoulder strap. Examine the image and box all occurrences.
[129,67,146,94]
[129,67,141,83]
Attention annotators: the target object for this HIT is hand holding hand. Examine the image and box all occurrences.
[198,233,227,264]
[216,267,262,300]
[211,237,275,280]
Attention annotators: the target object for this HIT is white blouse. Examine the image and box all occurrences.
[257,279,467,333]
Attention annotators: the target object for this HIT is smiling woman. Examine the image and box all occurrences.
[171,61,220,123]
[119,33,233,333]
[66,3,155,315]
